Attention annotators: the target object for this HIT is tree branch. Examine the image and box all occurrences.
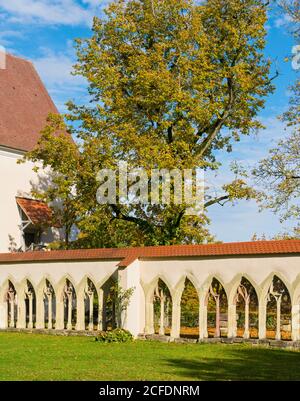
[198,77,235,156]
[110,204,156,234]
[204,195,230,208]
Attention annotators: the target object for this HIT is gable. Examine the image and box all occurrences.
[0,53,59,152]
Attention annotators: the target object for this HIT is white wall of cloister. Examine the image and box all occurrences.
[1,249,300,341]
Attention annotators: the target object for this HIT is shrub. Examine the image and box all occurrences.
[95,329,133,343]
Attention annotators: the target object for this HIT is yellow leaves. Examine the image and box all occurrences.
[223,179,257,201]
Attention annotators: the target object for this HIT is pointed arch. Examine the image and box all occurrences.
[261,272,292,301]
[232,276,259,339]
[174,274,201,298]
[0,276,18,303]
[292,274,300,305]
[144,275,174,305]
[264,274,292,340]
[152,278,173,336]
[180,277,200,339]
[76,275,99,331]
[201,274,229,300]
[205,276,228,338]
[55,274,77,302]
[0,277,18,329]
[36,276,56,299]
[228,273,260,306]
[36,276,56,329]
[54,275,77,330]
[19,278,37,329]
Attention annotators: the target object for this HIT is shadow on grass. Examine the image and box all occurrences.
[165,346,300,381]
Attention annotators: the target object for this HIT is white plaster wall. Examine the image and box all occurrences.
[0,259,119,290]
[139,255,300,297]
[0,147,57,252]
[0,254,300,335]
[118,260,145,335]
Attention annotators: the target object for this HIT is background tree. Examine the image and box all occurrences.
[25,0,273,248]
[253,0,300,238]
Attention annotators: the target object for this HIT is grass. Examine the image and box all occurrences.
[0,332,300,381]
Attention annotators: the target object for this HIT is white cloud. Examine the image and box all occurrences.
[274,13,293,29]
[0,30,23,46]
[0,0,98,26]
[28,46,88,112]
[33,48,82,87]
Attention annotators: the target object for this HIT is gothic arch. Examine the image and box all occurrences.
[0,276,19,302]
[228,273,260,306]
[179,276,200,338]
[174,274,201,299]
[201,274,228,300]
[55,274,77,302]
[36,276,56,298]
[204,276,228,338]
[143,275,175,304]
[261,272,292,302]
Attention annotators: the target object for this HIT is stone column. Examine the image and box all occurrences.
[67,293,73,330]
[258,298,267,339]
[145,298,155,334]
[75,292,85,331]
[199,295,208,340]
[7,288,15,328]
[0,301,8,329]
[9,296,15,327]
[170,297,181,339]
[27,291,33,329]
[35,291,44,330]
[43,285,53,330]
[48,293,53,329]
[9,300,15,328]
[215,295,220,338]
[292,303,300,341]
[88,289,94,331]
[275,296,282,340]
[17,294,26,329]
[227,303,237,338]
[244,299,250,339]
[98,288,104,331]
[55,298,65,330]
[159,294,165,336]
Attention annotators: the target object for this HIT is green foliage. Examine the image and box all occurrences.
[253,2,300,236]
[23,0,273,247]
[180,279,199,327]
[106,280,135,329]
[95,328,133,343]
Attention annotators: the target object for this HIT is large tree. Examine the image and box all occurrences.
[24,0,274,248]
[253,0,300,237]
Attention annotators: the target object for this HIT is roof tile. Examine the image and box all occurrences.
[0,53,59,152]
[1,240,300,265]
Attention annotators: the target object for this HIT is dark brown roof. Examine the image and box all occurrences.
[0,53,59,152]
[0,240,300,265]
[16,197,53,227]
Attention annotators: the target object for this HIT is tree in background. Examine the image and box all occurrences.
[253,1,300,239]
[24,0,274,248]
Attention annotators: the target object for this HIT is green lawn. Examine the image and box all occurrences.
[0,332,300,381]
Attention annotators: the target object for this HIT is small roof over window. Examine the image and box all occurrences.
[16,197,53,227]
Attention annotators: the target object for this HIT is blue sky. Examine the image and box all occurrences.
[0,0,298,242]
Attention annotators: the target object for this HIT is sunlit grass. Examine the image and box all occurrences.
[0,332,299,381]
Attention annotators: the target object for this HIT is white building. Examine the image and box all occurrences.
[0,52,62,252]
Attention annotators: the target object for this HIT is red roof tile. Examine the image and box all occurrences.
[0,53,59,152]
[0,240,300,265]
[16,197,53,227]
